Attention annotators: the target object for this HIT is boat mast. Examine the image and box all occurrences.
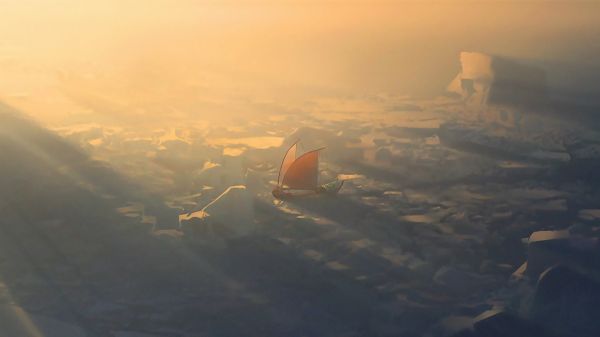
[277,140,299,188]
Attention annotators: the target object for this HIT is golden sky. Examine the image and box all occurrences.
[0,1,598,125]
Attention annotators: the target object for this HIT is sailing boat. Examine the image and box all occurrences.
[272,141,344,199]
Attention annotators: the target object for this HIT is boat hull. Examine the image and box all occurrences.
[272,180,344,200]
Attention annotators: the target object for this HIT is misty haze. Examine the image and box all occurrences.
[1,1,600,337]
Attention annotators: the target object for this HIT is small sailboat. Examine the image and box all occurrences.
[272,141,344,199]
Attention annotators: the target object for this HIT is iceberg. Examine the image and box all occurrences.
[179,185,255,238]
[448,51,548,109]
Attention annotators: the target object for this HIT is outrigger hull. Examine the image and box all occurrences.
[272,179,344,200]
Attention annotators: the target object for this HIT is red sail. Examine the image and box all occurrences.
[278,143,297,187]
[282,149,321,190]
